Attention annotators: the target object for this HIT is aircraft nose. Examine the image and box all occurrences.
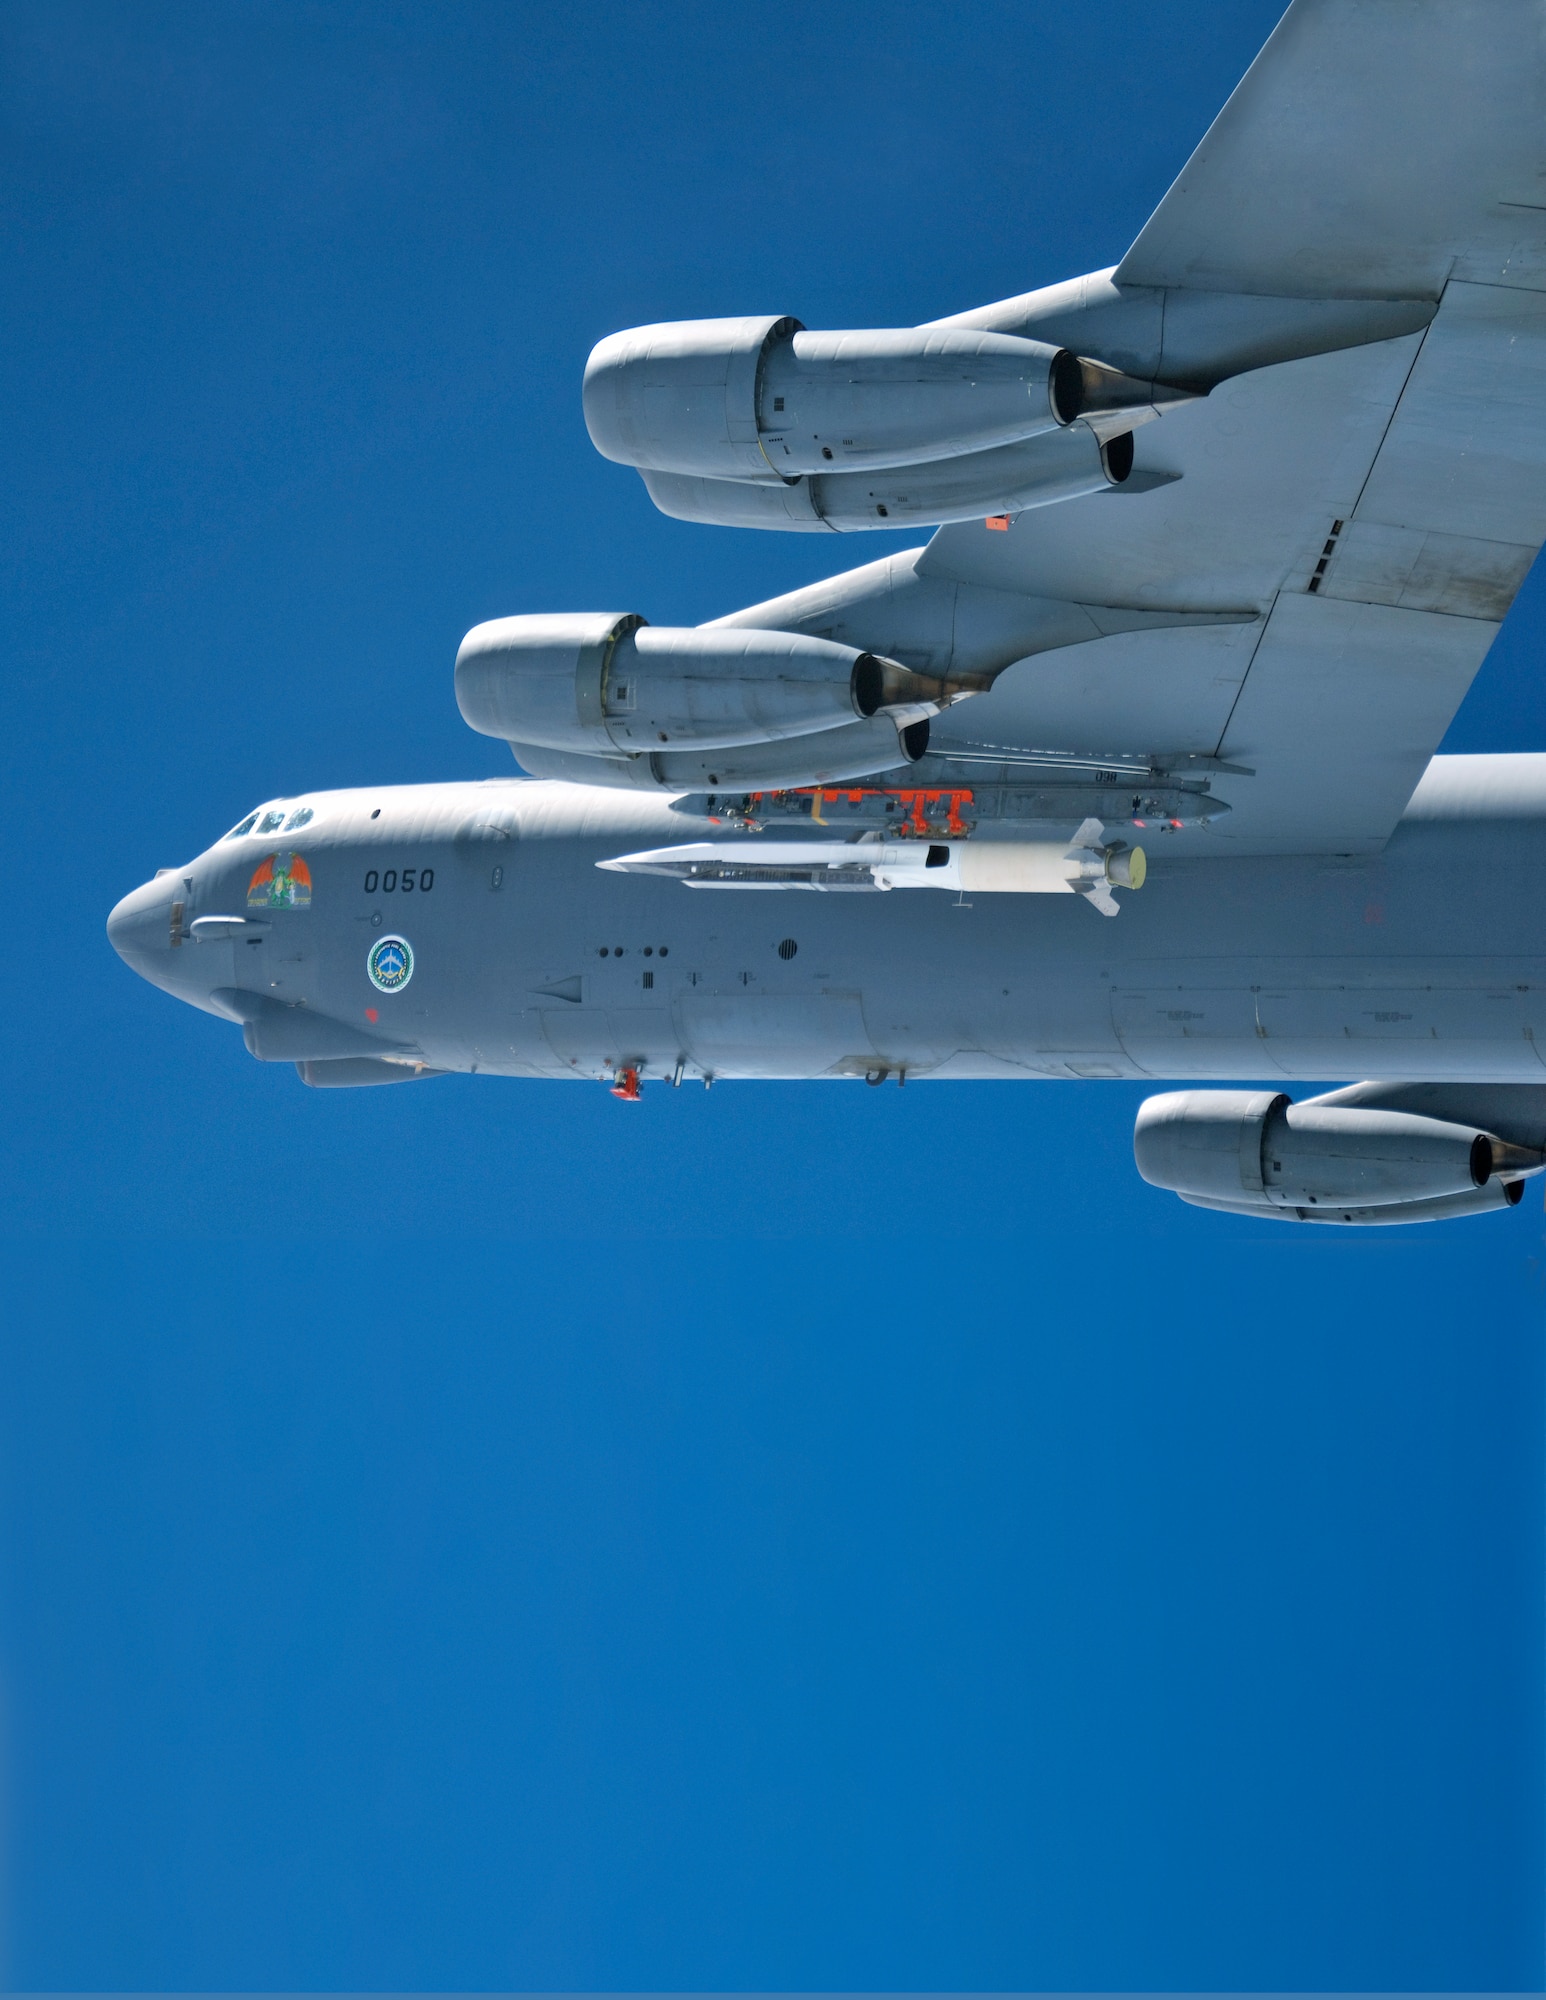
[107,874,181,969]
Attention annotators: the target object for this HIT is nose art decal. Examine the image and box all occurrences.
[247,851,313,908]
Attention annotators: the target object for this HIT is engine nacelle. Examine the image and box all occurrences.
[508,714,930,793]
[1177,1181,1526,1226]
[1134,1089,1542,1211]
[455,615,968,756]
[583,316,1088,483]
[640,422,1131,533]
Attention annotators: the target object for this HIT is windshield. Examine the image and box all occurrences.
[223,802,315,840]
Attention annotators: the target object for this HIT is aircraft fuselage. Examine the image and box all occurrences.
[108,753,1546,1088]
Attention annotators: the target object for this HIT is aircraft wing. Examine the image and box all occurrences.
[1113,0,1546,299]
[522,0,1546,859]
[908,0,1546,855]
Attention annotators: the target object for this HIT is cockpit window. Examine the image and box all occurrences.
[223,802,313,841]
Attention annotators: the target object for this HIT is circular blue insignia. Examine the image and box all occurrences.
[367,934,414,993]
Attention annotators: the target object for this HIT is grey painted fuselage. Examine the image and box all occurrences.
[108,753,1546,1087]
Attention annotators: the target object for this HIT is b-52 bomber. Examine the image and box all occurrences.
[110,0,1546,1224]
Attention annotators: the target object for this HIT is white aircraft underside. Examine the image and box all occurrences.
[109,0,1546,1224]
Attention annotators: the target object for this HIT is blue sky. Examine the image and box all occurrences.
[2,0,1543,1986]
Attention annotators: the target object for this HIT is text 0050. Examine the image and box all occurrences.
[363,868,434,894]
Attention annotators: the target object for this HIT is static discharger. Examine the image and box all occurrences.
[599,819,1146,916]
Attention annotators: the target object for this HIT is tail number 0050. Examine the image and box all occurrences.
[363,868,434,894]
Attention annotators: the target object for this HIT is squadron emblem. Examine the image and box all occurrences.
[367,934,414,993]
[247,851,312,909]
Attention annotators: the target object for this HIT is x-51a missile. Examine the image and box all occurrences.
[598,818,1146,916]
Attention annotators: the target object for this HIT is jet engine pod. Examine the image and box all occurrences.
[1134,1089,1540,1211]
[456,616,966,756]
[756,326,1081,473]
[641,422,1126,532]
[455,612,644,751]
[583,317,802,483]
[583,316,1081,482]
[508,714,930,793]
[1177,1181,1526,1226]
